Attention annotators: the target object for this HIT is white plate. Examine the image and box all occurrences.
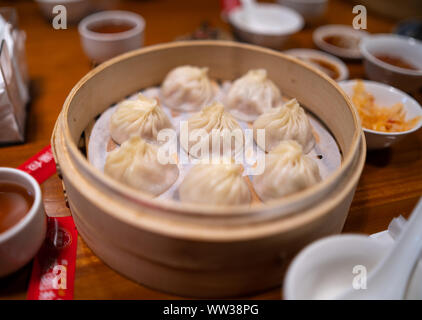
[88,85,342,202]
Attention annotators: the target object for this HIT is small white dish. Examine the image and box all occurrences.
[313,24,369,59]
[228,3,304,49]
[277,0,327,25]
[360,34,422,92]
[284,48,349,81]
[285,199,422,300]
[78,10,145,64]
[0,168,46,277]
[284,234,390,299]
[339,80,422,150]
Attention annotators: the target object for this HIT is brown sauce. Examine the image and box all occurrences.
[323,35,359,49]
[308,57,340,80]
[374,54,419,71]
[0,182,34,233]
[89,21,135,34]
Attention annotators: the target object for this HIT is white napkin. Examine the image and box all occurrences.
[0,15,29,143]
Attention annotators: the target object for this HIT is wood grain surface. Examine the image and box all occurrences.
[0,0,421,300]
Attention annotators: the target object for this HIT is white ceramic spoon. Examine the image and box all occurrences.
[339,197,422,299]
[239,0,256,24]
[284,198,422,300]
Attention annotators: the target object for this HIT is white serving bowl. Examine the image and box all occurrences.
[0,168,46,277]
[360,34,422,93]
[228,3,304,49]
[313,24,369,59]
[78,10,145,64]
[339,80,422,150]
[285,48,349,81]
[35,0,92,24]
[277,0,327,25]
[284,235,390,299]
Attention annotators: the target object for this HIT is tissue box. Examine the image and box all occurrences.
[0,8,29,144]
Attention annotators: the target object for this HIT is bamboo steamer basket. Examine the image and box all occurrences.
[52,41,366,298]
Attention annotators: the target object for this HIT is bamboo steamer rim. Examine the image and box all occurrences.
[54,127,365,241]
[56,40,363,220]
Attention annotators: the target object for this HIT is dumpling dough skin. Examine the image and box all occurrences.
[225,69,282,122]
[110,94,173,145]
[161,65,219,112]
[104,136,179,196]
[182,102,244,158]
[179,162,251,206]
[253,98,315,153]
[253,140,321,201]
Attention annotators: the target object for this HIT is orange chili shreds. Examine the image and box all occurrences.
[351,80,421,132]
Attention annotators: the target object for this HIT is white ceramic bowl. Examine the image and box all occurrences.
[228,3,304,49]
[78,10,145,63]
[313,24,369,59]
[35,0,92,23]
[360,34,422,93]
[284,235,390,299]
[277,0,327,25]
[285,48,349,81]
[0,168,46,277]
[339,80,422,150]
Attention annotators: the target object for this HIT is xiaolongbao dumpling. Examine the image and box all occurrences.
[104,136,179,196]
[182,102,244,158]
[161,65,219,112]
[253,140,321,201]
[110,94,173,145]
[225,69,282,122]
[253,98,315,153]
[179,162,251,206]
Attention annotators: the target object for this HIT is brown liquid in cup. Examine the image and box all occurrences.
[89,21,135,34]
[323,35,360,50]
[0,182,34,233]
[374,54,419,71]
[308,57,340,80]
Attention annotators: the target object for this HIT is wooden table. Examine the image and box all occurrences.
[0,0,421,300]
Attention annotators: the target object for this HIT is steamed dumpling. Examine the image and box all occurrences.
[104,136,179,196]
[253,140,321,201]
[182,102,244,158]
[225,69,282,122]
[253,98,315,153]
[179,162,251,206]
[161,65,219,112]
[110,94,173,145]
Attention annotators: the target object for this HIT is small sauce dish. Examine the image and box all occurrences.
[360,34,422,92]
[313,24,369,59]
[339,80,422,150]
[285,48,349,81]
[78,10,145,64]
[228,3,304,49]
[0,168,46,277]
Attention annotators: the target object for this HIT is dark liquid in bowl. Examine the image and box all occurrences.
[374,54,419,71]
[323,35,360,49]
[0,182,34,233]
[308,58,340,80]
[89,21,135,34]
